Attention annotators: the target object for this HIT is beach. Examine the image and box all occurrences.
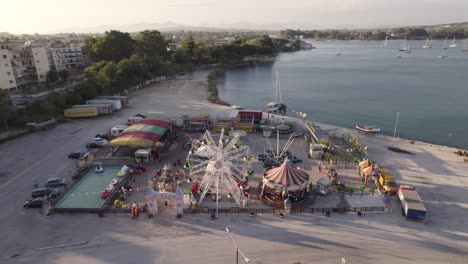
[0,69,467,263]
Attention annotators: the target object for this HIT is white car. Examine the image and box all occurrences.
[91,138,108,146]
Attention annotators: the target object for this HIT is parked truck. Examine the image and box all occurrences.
[73,104,114,114]
[25,119,57,131]
[378,168,399,194]
[398,188,426,221]
[64,107,98,118]
[97,95,129,107]
[86,99,122,111]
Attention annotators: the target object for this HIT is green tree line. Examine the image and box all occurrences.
[1,30,285,130]
[280,27,468,40]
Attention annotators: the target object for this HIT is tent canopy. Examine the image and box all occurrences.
[359,159,371,169]
[362,166,374,176]
[110,118,171,148]
[263,160,309,191]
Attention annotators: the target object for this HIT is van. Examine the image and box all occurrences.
[31,188,60,198]
[127,116,144,125]
[110,125,128,136]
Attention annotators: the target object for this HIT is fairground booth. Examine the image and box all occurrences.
[261,160,310,204]
[110,117,172,163]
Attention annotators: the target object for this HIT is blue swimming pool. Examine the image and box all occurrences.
[55,167,122,208]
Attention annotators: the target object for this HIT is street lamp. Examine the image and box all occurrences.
[225,227,250,263]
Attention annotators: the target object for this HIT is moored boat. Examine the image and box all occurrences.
[356,124,381,133]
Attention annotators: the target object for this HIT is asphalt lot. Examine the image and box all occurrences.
[1,71,467,263]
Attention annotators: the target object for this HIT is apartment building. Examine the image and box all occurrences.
[0,41,50,91]
[0,49,17,90]
[50,46,84,70]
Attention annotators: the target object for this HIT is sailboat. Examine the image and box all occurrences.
[266,72,287,115]
[439,46,447,59]
[405,44,411,54]
[422,37,432,48]
[442,38,448,50]
[449,36,457,48]
[381,36,389,47]
[336,48,342,56]
[399,36,408,52]
[463,39,468,52]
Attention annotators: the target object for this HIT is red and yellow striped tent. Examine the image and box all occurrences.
[110,118,171,148]
[263,160,309,191]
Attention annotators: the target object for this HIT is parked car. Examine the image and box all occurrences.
[31,187,60,198]
[68,152,83,159]
[45,178,68,188]
[86,138,109,148]
[86,142,103,148]
[95,133,114,141]
[23,197,49,208]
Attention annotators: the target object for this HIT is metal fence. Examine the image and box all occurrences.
[183,206,385,215]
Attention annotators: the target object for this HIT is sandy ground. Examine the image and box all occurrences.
[0,70,467,263]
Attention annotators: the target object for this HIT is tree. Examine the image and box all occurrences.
[0,90,12,130]
[135,30,167,73]
[58,69,69,82]
[91,30,135,62]
[46,69,59,84]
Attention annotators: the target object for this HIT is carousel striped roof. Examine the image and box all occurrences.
[264,160,309,188]
[110,118,171,148]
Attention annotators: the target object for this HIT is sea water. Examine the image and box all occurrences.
[217,40,468,148]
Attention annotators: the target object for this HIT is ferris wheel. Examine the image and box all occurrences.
[185,129,251,206]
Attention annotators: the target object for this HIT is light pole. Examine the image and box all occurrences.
[392,112,400,147]
[225,227,250,263]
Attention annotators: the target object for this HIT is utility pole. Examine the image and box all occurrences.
[392,112,400,147]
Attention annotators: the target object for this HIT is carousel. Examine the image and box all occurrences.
[261,159,310,205]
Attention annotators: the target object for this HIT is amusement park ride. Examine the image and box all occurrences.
[185,129,252,211]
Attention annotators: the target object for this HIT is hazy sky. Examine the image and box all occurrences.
[1,0,468,33]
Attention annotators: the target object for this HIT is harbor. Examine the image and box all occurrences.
[1,69,467,263]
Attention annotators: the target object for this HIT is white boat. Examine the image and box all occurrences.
[449,36,457,48]
[231,105,242,110]
[463,39,468,52]
[266,72,287,115]
[336,48,342,56]
[382,36,389,47]
[399,36,409,52]
[356,124,381,134]
[422,37,432,48]
[405,44,411,54]
[442,39,448,50]
[439,46,447,59]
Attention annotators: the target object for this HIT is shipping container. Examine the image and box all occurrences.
[25,119,57,131]
[73,104,113,114]
[97,95,129,107]
[239,110,263,123]
[399,188,427,221]
[64,107,98,118]
[86,99,121,110]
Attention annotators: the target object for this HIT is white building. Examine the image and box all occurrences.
[0,42,50,90]
[214,37,235,46]
[0,49,17,90]
[51,46,84,70]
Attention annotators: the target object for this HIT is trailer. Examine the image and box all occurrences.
[86,99,122,110]
[73,104,113,114]
[239,110,263,123]
[25,119,57,131]
[398,188,426,221]
[97,95,129,107]
[64,107,98,118]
